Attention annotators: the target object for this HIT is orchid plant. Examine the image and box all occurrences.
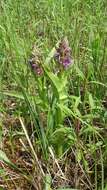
[28,37,75,157]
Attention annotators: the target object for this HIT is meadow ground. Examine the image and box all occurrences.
[0,0,107,189]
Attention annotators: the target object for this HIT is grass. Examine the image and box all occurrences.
[0,0,107,189]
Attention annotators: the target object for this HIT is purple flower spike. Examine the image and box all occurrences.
[29,58,43,76]
[54,37,73,68]
[63,57,72,68]
[29,44,43,76]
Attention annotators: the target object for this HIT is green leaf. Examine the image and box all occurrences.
[0,168,5,175]
[0,150,12,164]
[74,96,81,110]
[44,40,60,65]
[57,188,78,190]
[76,149,82,162]
[89,81,107,89]
[45,70,61,92]
[103,184,107,190]
[0,187,5,190]
[0,91,24,99]
[44,174,52,190]
[0,150,36,186]
[50,127,76,156]
[75,66,85,80]
[88,93,94,109]
[0,91,42,105]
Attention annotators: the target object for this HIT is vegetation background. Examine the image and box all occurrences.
[0,0,107,189]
